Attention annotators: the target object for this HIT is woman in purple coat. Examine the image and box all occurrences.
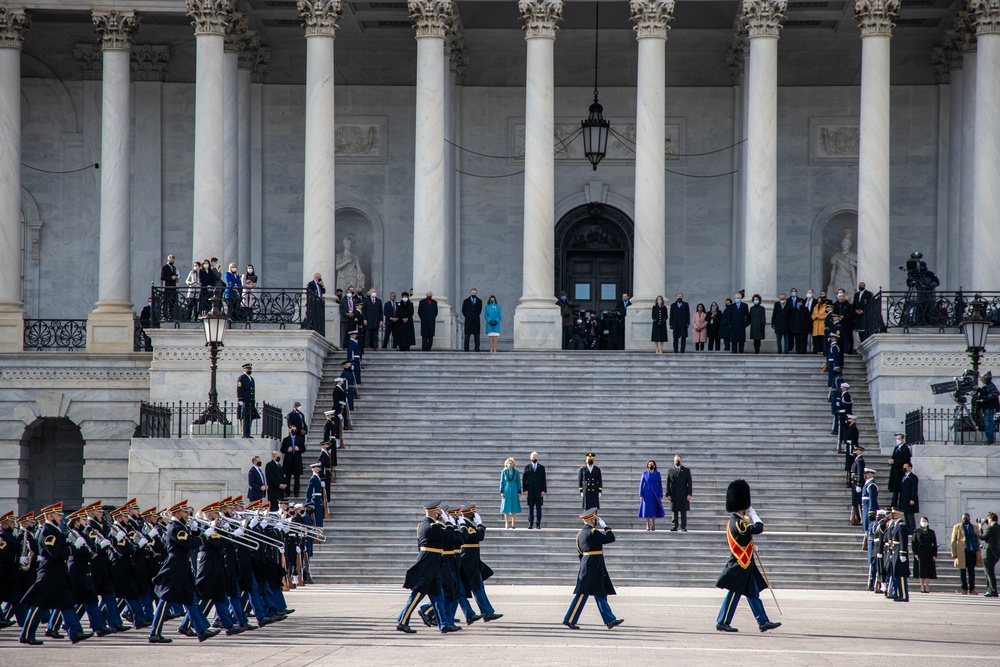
[638,460,665,531]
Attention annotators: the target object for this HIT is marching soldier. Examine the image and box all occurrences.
[396,501,454,634]
[108,505,151,629]
[64,505,113,636]
[85,502,129,632]
[563,507,622,630]
[578,453,602,509]
[715,480,781,633]
[0,511,27,628]
[418,505,467,629]
[456,503,502,624]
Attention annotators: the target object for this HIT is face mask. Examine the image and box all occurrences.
[858,285,864,291]
[347,291,354,296]
[790,292,797,297]
[248,268,254,274]
[402,297,409,302]
[735,299,741,304]
[560,296,566,301]
[753,300,760,305]
[506,464,513,469]
[255,461,261,467]
[657,299,663,305]
[531,459,537,464]
[963,518,970,524]
[203,264,209,269]
[920,521,928,528]
[675,461,681,467]
[648,466,654,471]
[371,293,376,297]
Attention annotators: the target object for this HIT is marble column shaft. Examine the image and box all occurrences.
[223,44,239,266]
[960,47,977,288]
[945,62,963,290]
[237,65,251,269]
[302,33,337,286]
[971,1,1000,288]
[0,11,27,314]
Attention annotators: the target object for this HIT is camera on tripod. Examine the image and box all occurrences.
[931,369,978,404]
[900,251,924,278]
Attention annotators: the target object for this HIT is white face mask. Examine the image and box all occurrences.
[402,297,409,302]
[371,293,376,298]
[920,521,928,528]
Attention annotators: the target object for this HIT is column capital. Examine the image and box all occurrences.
[629,0,675,40]
[238,30,260,70]
[73,42,103,80]
[518,0,563,39]
[741,0,786,38]
[445,9,469,74]
[970,0,1000,35]
[853,0,899,37]
[186,0,234,36]
[408,0,452,38]
[224,12,248,53]
[93,10,139,51]
[727,15,749,81]
[953,11,978,52]
[131,44,170,81]
[297,0,343,38]
[0,8,30,50]
[251,47,271,83]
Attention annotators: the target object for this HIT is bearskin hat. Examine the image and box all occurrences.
[725,479,752,513]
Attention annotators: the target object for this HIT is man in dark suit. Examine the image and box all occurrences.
[236,362,256,438]
[339,286,357,348]
[362,288,383,351]
[666,455,693,532]
[382,292,398,349]
[722,294,750,353]
[522,451,547,529]
[899,463,919,531]
[286,401,308,436]
[831,290,855,353]
[280,426,306,497]
[788,288,811,354]
[462,288,483,352]
[418,292,438,351]
[669,293,690,353]
[160,254,179,320]
[305,273,326,336]
[247,455,267,502]
[264,450,286,510]
[771,293,790,353]
[852,281,874,346]
[612,294,630,351]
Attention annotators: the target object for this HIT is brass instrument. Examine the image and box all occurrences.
[190,515,261,550]
[244,510,325,542]
[216,515,285,549]
[17,527,33,571]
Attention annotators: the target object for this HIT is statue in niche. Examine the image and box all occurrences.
[336,236,366,291]
[827,230,858,297]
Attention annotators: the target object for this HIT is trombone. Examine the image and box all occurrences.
[190,515,261,550]
[240,510,326,542]
[216,514,286,550]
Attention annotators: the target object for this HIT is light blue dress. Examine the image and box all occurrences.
[485,302,502,335]
[500,467,521,514]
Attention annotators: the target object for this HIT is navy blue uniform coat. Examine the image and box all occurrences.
[573,525,616,596]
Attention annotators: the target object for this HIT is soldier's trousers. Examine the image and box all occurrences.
[150,597,209,637]
[891,575,909,601]
[75,601,109,631]
[398,590,448,630]
[458,572,495,617]
[99,594,124,627]
[2,602,27,626]
[717,588,768,626]
[564,593,615,626]
[21,606,83,642]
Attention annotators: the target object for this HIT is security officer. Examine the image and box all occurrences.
[237,362,256,438]
[715,480,781,634]
[889,507,910,602]
[305,463,325,527]
[563,507,623,630]
[578,453,602,509]
[396,501,455,634]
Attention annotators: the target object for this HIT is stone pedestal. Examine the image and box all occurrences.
[86,309,137,353]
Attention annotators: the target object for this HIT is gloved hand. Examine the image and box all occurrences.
[74,537,86,548]
[259,518,268,529]
[149,526,160,539]
[238,400,244,406]
[114,528,127,541]
[597,518,607,529]
[599,493,602,499]
[747,506,762,525]
[249,517,260,529]
[855,486,862,493]
[580,492,584,498]
[900,556,907,562]
[295,546,301,554]
[321,481,326,488]
[233,528,246,537]
[278,546,285,554]
[204,526,215,537]
[138,537,149,548]
[473,512,482,526]
[100,539,112,549]
[19,555,30,568]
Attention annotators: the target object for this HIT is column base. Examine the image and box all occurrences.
[513,298,561,350]
[324,297,341,350]
[0,304,25,352]
[86,302,136,353]
[625,298,655,351]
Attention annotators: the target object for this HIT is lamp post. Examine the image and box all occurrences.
[961,293,991,378]
[194,295,231,425]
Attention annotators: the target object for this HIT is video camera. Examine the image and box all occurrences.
[900,251,924,277]
[931,369,978,404]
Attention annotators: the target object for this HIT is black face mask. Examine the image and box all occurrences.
[255,461,261,467]
[531,459,537,464]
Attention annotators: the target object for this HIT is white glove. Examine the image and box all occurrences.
[747,507,762,525]
[580,492,584,498]
[597,518,607,529]
[233,528,246,537]
[249,517,260,529]
[278,546,285,554]
[238,400,245,406]
[20,556,31,568]
[900,556,907,562]
[149,527,160,539]
[74,537,86,548]
[204,526,215,537]
[295,546,301,554]
[320,482,325,488]
[114,528,126,540]
[138,538,149,547]
[473,512,482,526]
[100,539,112,549]
[855,486,862,493]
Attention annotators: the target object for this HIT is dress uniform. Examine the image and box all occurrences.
[563,507,622,629]
[868,509,887,592]
[419,506,467,628]
[861,469,879,532]
[456,503,502,624]
[64,506,113,636]
[889,508,911,602]
[318,440,335,495]
[715,480,781,633]
[340,361,357,412]
[305,463,325,527]
[849,446,865,525]
[346,331,363,384]
[85,502,128,631]
[578,453,603,509]
[19,502,91,645]
[396,501,455,634]
[0,511,28,628]
[237,362,256,438]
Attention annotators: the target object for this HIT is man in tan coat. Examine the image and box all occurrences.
[950,513,982,594]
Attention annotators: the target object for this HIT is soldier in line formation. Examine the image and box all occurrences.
[396,501,503,634]
[866,507,912,601]
[0,496,299,646]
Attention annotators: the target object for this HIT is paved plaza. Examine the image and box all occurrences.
[0,585,996,665]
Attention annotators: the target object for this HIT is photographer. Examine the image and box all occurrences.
[980,513,999,597]
[978,371,999,445]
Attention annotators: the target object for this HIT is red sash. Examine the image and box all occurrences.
[726,521,754,569]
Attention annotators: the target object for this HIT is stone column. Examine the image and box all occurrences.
[87,10,139,353]
[942,31,964,289]
[299,0,342,339]
[958,12,977,288]
[627,0,675,349]
[250,48,269,272]
[409,0,456,347]
[0,9,29,352]
[223,13,245,267]
[237,33,255,270]
[514,0,563,349]
[854,0,898,296]
[728,18,749,289]
[187,0,233,264]
[970,0,1000,288]
[741,0,785,300]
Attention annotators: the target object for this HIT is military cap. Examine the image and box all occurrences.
[167,500,189,514]
[876,509,887,516]
[335,376,346,383]
[580,508,599,521]
[141,507,157,517]
[39,502,63,515]
[864,468,876,475]
[841,382,850,388]
[342,359,353,366]
[852,443,864,450]
[324,409,337,416]
[293,503,304,509]
[847,414,856,420]
[585,452,596,460]
[461,503,477,514]
[0,510,14,522]
[66,507,87,521]
[16,512,35,525]
[422,500,442,512]
[310,462,322,469]
[348,329,359,335]
[242,362,253,370]
[446,505,462,516]
[84,500,103,513]
[231,495,244,506]
[726,479,752,513]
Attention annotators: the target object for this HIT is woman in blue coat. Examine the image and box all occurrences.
[500,457,522,528]
[638,460,665,531]
[485,296,502,353]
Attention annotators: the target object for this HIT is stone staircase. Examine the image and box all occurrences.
[303,351,878,590]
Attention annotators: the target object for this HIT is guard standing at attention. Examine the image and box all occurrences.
[578,453,603,509]
[563,507,623,630]
[715,479,781,634]
[237,362,256,438]
[396,501,456,634]
[889,507,911,602]
[305,463,325,527]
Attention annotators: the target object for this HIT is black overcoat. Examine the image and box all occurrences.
[573,526,616,596]
[152,519,201,604]
[579,465,602,509]
[715,514,768,597]
[666,465,693,512]
[402,517,451,595]
[522,463,547,504]
[21,521,77,610]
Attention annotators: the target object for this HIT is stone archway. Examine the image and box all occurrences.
[334,200,385,294]
[810,203,859,297]
[21,417,85,512]
[555,203,634,315]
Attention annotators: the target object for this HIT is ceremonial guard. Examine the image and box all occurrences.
[85,502,129,631]
[563,507,623,630]
[889,508,911,602]
[237,362,257,438]
[887,432,911,508]
[318,440,335,494]
[865,509,884,592]
[715,480,781,633]
[396,501,456,634]
[457,503,502,624]
[108,505,151,628]
[333,376,351,430]
[346,330,363,384]
[836,383,853,453]
[19,502,91,646]
[0,511,28,628]
[340,360,357,412]
[306,463,325,527]
[65,505,113,636]
[418,505,466,629]
[860,468,879,532]
[849,444,865,526]
[578,453,603,509]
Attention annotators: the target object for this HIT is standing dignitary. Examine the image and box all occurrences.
[305,463,325,528]
[638,461,665,531]
[899,463,919,531]
[887,432,911,509]
[852,281,874,345]
[911,517,938,594]
[394,293,416,351]
[339,286,357,348]
[981,513,999,597]
[651,296,668,355]
[522,452,547,529]
[418,292,438,350]
[563,508,623,630]
[280,426,306,497]
[669,293,690,353]
[579,453,603,509]
[264,450,287,511]
[382,292,398,349]
[19,503,91,645]
[362,289,383,351]
[237,362,256,438]
[396,502,456,634]
[247,455,267,502]
[305,273,326,334]
[286,401,308,436]
[723,294,750,353]
[789,290,811,354]
[160,254,180,319]
[667,455,693,532]
[462,289,483,352]
[951,513,981,595]
[771,293,790,353]
[715,480,781,633]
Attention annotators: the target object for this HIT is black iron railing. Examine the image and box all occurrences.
[904,406,991,445]
[864,290,1000,333]
[23,319,87,351]
[137,400,283,439]
[150,285,325,334]
[134,319,153,352]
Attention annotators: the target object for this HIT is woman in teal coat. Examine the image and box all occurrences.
[485,296,502,353]
[500,457,522,528]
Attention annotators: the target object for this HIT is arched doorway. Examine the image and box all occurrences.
[555,203,633,315]
[21,418,85,511]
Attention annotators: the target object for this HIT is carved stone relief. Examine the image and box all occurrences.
[810,117,860,165]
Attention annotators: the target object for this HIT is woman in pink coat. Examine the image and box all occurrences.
[691,303,708,350]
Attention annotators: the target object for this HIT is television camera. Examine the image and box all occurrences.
[930,369,978,405]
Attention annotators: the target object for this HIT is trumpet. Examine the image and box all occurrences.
[190,515,261,550]
[217,515,285,549]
